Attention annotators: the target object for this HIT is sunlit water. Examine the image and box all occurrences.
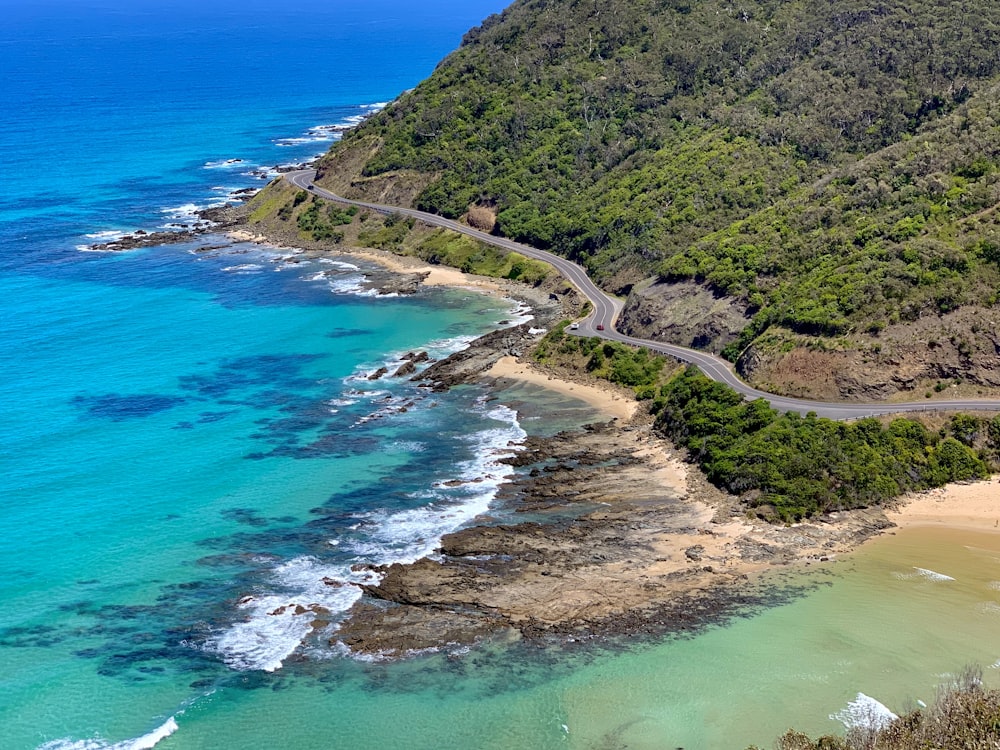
[2,2,999,749]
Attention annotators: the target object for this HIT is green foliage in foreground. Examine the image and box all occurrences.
[295,197,356,242]
[755,668,1000,750]
[654,368,991,520]
[533,327,668,396]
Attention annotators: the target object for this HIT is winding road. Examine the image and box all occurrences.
[287,169,1000,419]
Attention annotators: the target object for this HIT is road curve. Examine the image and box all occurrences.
[286,169,1000,420]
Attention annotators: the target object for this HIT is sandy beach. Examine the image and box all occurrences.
[887,476,1000,533]
[485,356,638,421]
[346,248,506,291]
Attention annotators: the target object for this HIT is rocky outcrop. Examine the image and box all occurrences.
[372,271,428,296]
[738,307,1000,401]
[618,278,751,354]
[415,323,539,391]
[331,417,893,659]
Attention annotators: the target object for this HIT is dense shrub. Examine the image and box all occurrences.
[652,367,990,519]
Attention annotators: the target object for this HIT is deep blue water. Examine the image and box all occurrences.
[5,2,1000,749]
[0,3,618,748]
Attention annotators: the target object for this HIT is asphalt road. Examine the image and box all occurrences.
[286,169,1000,419]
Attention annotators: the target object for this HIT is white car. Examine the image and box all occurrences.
[568,323,580,330]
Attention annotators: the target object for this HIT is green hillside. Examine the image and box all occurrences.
[314,0,1000,396]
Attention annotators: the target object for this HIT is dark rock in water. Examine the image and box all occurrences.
[73,392,186,421]
[402,351,430,363]
[372,271,428,296]
[415,323,539,392]
[393,361,417,377]
[333,602,509,656]
[367,367,388,381]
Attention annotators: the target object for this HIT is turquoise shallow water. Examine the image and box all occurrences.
[3,2,1000,749]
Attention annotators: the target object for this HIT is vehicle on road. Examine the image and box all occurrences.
[569,323,579,330]
[596,324,605,331]
[307,184,315,191]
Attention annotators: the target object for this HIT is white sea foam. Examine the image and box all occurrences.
[210,322,527,670]
[242,166,283,180]
[76,230,134,252]
[328,397,358,408]
[158,202,218,231]
[84,230,129,241]
[344,332,478,389]
[502,298,534,325]
[316,258,360,270]
[207,556,374,672]
[893,566,957,582]
[221,264,264,274]
[327,275,378,297]
[213,397,526,670]
[913,567,956,582]
[831,693,898,731]
[273,102,388,147]
[203,158,246,169]
[37,717,179,750]
[348,402,525,565]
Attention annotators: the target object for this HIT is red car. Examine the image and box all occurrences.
[596,324,605,331]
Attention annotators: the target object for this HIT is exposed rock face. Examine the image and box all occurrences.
[393,360,417,377]
[331,418,893,659]
[415,323,539,391]
[372,271,428,296]
[738,307,1000,401]
[618,278,751,354]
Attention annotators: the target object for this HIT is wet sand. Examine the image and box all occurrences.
[485,356,637,422]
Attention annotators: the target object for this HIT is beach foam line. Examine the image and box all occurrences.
[37,717,178,750]
[316,258,360,270]
[914,566,956,581]
[831,693,898,731]
[892,566,957,582]
[212,398,526,670]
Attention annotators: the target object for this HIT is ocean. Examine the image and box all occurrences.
[2,2,999,749]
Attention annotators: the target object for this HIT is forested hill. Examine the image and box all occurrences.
[313,0,1000,400]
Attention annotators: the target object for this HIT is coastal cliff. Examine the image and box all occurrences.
[306,0,1000,401]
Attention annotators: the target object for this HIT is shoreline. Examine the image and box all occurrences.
[218,198,1000,660]
[886,476,1000,533]
[333,361,898,657]
[484,355,638,422]
[223,204,999,660]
